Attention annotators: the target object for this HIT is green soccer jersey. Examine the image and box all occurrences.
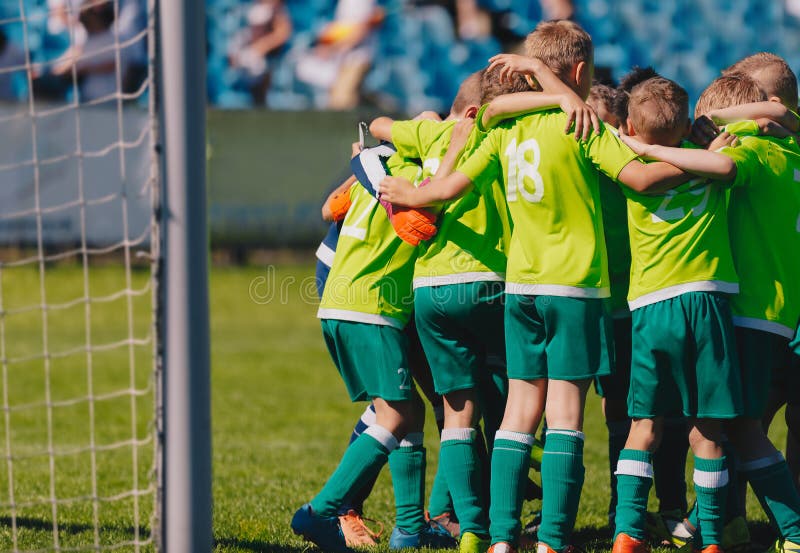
[600,172,631,315]
[391,119,511,288]
[622,145,738,310]
[721,121,800,338]
[317,154,420,328]
[458,110,637,297]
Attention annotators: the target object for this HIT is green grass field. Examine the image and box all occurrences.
[0,263,789,552]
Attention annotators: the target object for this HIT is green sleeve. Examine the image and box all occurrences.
[584,123,639,180]
[390,119,438,159]
[725,120,760,138]
[458,129,501,186]
[718,143,759,188]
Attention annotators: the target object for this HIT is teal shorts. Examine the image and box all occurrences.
[628,292,743,419]
[505,294,613,381]
[595,316,632,400]
[736,327,799,416]
[321,319,414,402]
[414,281,506,395]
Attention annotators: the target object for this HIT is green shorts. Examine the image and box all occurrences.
[736,327,799,416]
[628,292,743,419]
[595,316,632,400]
[321,319,414,402]
[505,294,613,381]
[414,281,506,395]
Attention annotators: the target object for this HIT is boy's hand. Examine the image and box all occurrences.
[560,93,600,140]
[619,133,654,158]
[450,118,474,152]
[379,176,416,206]
[690,115,720,148]
[708,131,737,151]
[487,53,538,83]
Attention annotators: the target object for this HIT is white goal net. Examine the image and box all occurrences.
[0,0,159,550]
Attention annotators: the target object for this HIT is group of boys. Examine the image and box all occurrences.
[291,18,800,553]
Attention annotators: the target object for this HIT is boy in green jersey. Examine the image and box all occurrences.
[292,146,458,552]
[697,69,800,553]
[379,21,735,553]
[369,66,532,553]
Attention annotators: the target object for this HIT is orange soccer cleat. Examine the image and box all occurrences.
[488,542,518,553]
[612,533,651,553]
[338,509,383,547]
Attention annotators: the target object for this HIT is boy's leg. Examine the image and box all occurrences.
[688,420,728,548]
[340,403,378,515]
[537,378,592,552]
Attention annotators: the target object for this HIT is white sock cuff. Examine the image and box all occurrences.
[739,453,785,472]
[364,425,398,451]
[361,405,377,426]
[495,430,536,446]
[433,404,445,422]
[399,432,424,448]
[615,459,654,478]
[694,468,729,488]
[441,428,476,442]
[547,429,586,441]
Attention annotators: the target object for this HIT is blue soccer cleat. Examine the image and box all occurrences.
[291,503,352,552]
[389,519,458,550]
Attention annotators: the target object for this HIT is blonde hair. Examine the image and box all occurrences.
[723,52,798,109]
[524,20,593,83]
[452,70,483,114]
[695,73,767,118]
[627,77,688,137]
[480,65,531,105]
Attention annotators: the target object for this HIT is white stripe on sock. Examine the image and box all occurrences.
[361,405,377,427]
[364,424,398,451]
[399,432,424,448]
[615,459,654,478]
[441,428,475,442]
[739,453,785,472]
[694,468,729,488]
[495,430,536,446]
[547,429,586,441]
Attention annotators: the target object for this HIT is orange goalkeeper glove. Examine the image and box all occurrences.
[328,188,352,222]
[389,207,437,246]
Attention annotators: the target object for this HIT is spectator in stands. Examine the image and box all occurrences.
[296,0,384,110]
[227,0,292,106]
[0,28,25,101]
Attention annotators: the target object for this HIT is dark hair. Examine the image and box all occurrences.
[613,66,659,125]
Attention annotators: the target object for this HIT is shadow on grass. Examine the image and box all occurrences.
[573,525,614,550]
[215,537,309,552]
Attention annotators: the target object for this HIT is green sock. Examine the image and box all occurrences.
[440,428,488,536]
[742,454,800,542]
[537,430,586,551]
[606,419,631,523]
[489,430,533,545]
[388,433,427,535]
[310,425,396,517]
[653,418,689,513]
[428,463,453,517]
[613,448,653,541]
[693,456,728,546]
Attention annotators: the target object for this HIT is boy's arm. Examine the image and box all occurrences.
[707,101,800,133]
[380,172,474,208]
[619,133,736,181]
[616,160,692,195]
[369,116,394,142]
[435,118,474,179]
[755,118,799,140]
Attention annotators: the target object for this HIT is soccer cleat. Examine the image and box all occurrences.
[427,511,461,539]
[460,531,490,553]
[338,509,383,547]
[291,503,352,553]
[645,510,694,547]
[720,516,750,553]
[765,539,800,553]
[519,511,542,550]
[389,206,438,246]
[699,546,724,553]
[488,542,517,553]
[612,532,652,553]
[388,520,459,550]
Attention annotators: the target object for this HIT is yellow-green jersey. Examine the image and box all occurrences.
[600,173,631,316]
[722,121,800,338]
[458,109,637,297]
[391,119,511,288]
[623,142,738,310]
[317,154,420,328]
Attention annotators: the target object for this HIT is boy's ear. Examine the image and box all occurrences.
[524,74,538,90]
[626,117,636,136]
[768,96,782,104]
[465,105,479,119]
[573,61,588,88]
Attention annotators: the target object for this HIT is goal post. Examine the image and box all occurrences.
[157,0,212,552]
